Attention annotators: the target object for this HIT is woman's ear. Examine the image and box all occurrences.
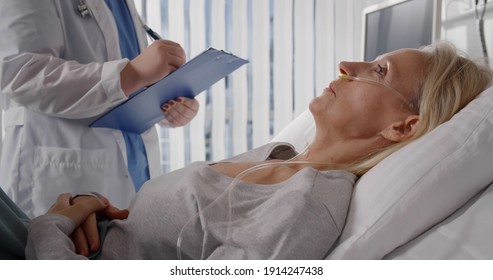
[381,115,419,142]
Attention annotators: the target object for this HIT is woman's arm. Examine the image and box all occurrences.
[26,214,88,260]
[25,193,126,260]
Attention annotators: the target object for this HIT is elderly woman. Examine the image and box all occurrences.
[25,42,493,260]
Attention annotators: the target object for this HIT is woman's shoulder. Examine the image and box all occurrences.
[318,169,358,185]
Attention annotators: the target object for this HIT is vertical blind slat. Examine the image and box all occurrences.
[273,0,294,135]
[315,0,336,98]
[146,0,161,30]
[251,0,271,148]
[167,0,186,170]
[230,0,249,155]
[210,0,227,160]
[134,0,143,17]
[188,0,207,163]
[293,0,315,118]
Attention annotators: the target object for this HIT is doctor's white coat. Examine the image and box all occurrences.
[0,0,162,218]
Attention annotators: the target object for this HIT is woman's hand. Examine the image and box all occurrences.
[47,193,129,257]
[120,40,186,96]
[161,97,199,127]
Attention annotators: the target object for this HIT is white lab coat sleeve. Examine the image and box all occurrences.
[25,214,88,260]
[0,0,128,119]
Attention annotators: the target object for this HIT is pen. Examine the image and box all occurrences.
[143,24,162,40]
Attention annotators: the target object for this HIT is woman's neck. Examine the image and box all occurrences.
[298,134,392,167]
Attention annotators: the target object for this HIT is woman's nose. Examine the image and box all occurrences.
[339,61,369,78]
[338,61,352,76]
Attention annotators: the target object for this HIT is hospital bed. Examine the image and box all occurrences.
[272,85,493,259]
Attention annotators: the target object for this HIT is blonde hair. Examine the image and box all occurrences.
[348,41,493,176]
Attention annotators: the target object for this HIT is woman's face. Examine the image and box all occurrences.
[309,48,429,142]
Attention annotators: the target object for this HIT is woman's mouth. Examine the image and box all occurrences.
[327,82,336,97]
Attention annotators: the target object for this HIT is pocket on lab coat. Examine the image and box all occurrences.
[32,146,108,217]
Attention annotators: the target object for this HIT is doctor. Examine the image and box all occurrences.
[0,0,199,218]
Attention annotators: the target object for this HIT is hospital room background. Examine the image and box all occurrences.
[0,0,491,174]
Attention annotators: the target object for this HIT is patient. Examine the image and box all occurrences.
[25,42,493,259]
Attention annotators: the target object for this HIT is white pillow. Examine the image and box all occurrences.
[385,181,493,259]
[271,110,315,151]
[273,86,493,259]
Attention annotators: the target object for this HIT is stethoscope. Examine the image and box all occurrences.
[77,0,91,18]
[77,0,162,40]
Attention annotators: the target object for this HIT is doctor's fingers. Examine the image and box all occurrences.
[179,97,200,111]
[154,40,186,58]
[130,49,183,86]
[151,40,186,67]
[163,110,192,127]
[162,97,199,116]
[162,100,199,127]
[161,55,186,76]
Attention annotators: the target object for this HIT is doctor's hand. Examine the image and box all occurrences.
[160,97,199,127]
[120,40,186,97]
[47,193,129,257]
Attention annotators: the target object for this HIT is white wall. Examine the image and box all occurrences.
[442,0,493,61]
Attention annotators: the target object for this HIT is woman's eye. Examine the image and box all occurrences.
[376,64,385,76]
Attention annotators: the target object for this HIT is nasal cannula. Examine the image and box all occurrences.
[338,74,411,105]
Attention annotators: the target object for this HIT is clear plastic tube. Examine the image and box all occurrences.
[338,74,412,110]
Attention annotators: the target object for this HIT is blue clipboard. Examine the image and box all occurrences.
[90,48,248,133]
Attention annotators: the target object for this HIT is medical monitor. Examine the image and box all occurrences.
[362,0,442,61]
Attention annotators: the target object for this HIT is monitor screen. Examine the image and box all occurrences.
[362,0,441,61]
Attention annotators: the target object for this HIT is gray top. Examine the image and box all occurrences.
[26,143,356,259]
